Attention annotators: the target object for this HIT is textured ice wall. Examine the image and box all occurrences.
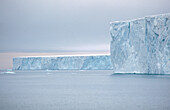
[13,55,113,70]
[110,14,170,74]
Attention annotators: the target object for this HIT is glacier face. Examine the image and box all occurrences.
[13,55,113,70]
[110,14,170,74]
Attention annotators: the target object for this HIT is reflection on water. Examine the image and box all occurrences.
[0,70,170,110]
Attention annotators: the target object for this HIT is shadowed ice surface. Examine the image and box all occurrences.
[0,70,170,110]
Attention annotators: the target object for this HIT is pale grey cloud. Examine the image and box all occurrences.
[0,0,170,52]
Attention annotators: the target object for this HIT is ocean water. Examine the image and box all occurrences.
[0,70,170,110]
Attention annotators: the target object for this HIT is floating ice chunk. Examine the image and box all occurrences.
[2,71,16,74]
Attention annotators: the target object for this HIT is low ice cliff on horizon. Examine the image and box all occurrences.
[110,13,170,74]
[13,55,113,70]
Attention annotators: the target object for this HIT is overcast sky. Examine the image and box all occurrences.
[0,0,170,52]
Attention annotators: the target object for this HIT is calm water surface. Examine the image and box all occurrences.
[0,70,170,110]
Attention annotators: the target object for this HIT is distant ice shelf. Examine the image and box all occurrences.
[13,55,113,70]
[110,13,170,74]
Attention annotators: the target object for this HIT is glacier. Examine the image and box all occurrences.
[110,13,170,74]
[12,13,170,74]
[13,55,113,70]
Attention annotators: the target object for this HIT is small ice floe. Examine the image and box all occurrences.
[3,71,16,74]
[46,69,52,72]
[79,70,85,72]
[71,73,77,75]
[47,72,53,75]
[0,69,16,74]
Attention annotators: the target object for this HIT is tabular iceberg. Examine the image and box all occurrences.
[13,55,113,70]
[110,13,170,74]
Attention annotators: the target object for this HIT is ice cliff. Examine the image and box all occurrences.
[110,13,170,74]
[13,55,113,70]
[13,14,170,73]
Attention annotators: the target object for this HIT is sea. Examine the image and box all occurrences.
[0,70,170,110]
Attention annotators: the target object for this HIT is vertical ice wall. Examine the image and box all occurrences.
[110,14,170,74]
